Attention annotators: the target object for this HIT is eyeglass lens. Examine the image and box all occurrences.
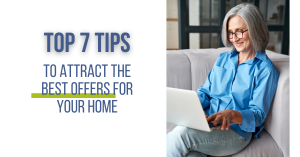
[229,32,243,39]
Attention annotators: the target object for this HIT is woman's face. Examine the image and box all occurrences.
[228,16,254,54]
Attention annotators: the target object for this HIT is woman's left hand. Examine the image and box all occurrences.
[206,110,242,130]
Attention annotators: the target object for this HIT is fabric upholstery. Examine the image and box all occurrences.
[167,51,192,90]
[264,61,289,157]
[232,130,284,157]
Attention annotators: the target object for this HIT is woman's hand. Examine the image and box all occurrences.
[206,110,243,130]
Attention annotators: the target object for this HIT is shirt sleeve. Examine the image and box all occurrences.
[239,67,280,132]
[197,70,212,110]
[197,53,224,110]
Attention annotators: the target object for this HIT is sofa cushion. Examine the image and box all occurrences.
[232,130,283,157]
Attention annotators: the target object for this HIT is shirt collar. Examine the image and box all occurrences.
[254,49,267,62]
[229,48,267,64]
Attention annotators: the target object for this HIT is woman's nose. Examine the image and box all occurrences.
[232,35,239,42]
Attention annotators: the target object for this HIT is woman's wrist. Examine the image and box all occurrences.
[230,110,243,125]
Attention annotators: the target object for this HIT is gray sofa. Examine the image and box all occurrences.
[166,47,289,157]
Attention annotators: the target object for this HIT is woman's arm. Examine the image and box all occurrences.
[207,67,280,131]
[197,53,224,111]
[238,67,279,132]
[197,70,212,110]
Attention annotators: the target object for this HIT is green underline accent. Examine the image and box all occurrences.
[31,93,116,98]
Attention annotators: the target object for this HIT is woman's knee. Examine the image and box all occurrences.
[171,126,190,137]
[173,125,188,132]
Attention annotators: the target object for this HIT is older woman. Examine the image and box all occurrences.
[167,3,280,157]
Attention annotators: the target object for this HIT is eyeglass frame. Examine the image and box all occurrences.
[227,30,248,39]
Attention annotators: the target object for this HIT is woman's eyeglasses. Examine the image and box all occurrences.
[228,30,248,39]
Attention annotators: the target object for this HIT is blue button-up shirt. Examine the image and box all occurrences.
[197,49,279,141]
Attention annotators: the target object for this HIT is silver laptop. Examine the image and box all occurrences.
[167,87,222,132]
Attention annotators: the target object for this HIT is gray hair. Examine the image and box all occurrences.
[221,3,269,53]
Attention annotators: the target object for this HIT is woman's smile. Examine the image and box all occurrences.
[233,42,243,47]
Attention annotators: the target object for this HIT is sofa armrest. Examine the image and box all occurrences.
[167,51,192,90]
[264,60,289,157]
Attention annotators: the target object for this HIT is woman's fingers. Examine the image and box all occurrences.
[221,117,227,130]
[206,114,215,123]
[226,119,230,130]
[207,111,233,130]
[213,115,222,126]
